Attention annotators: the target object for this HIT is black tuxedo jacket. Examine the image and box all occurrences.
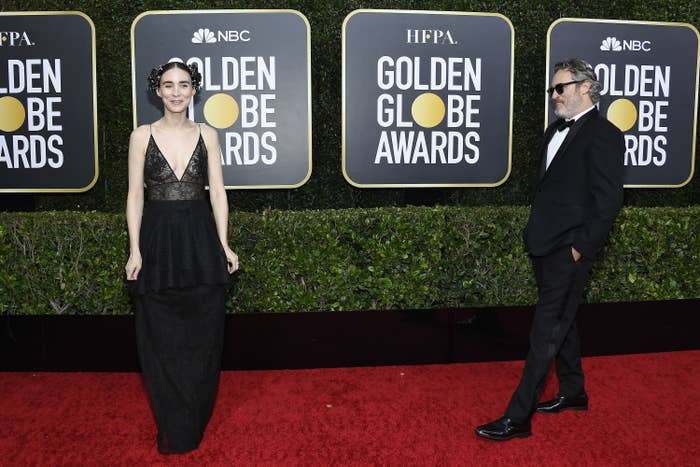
[523,108,624,260]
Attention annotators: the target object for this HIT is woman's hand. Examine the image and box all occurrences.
[224,246,239,274]
[125,251,142,281]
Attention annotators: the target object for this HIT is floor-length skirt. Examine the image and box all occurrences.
[134,284,226,454]
[131,199,232,454]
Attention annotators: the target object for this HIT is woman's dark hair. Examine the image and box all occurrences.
[147,61,202,93]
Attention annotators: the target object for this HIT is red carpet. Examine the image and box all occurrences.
[1,351,699,465]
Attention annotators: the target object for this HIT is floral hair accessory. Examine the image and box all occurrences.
[187,63,202,91]
[147,62,202,93]
[147,65,165,93]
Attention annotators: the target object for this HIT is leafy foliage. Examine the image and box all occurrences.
[1,206,698,315]
[2,2,698,315]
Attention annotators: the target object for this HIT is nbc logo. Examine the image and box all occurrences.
[600,36,651,52]
[192,28,216,44]
[600,36,622,51]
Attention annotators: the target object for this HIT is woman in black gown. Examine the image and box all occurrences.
[125,62,238,454]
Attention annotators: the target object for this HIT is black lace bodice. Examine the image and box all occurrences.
[144,133,208,201]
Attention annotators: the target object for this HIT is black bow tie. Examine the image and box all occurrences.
[557,119,575,132]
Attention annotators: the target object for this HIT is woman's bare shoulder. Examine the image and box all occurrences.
[197,122,218,138]
[128,125,152,158]
[130,124,152,143]
[197,123,220,147]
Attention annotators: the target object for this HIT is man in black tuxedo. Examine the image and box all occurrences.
[476,58,625,441]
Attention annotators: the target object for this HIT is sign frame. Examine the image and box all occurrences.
[546,17,700,188]
[0,11,99,193]
[342,8,515,189]
[130,9,312,190]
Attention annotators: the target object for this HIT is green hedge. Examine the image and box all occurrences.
[1,206,698,315]
[3,0,699,211]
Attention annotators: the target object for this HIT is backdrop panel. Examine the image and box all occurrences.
[343,9,513,188]
[547,18,699,188]
[0,11,98,193]
[132,9,311,189]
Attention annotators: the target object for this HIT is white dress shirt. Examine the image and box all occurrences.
[545,105,595,170]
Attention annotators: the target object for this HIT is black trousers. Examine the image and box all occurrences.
[505,246,594,423]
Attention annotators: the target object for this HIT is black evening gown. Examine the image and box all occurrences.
[131,128,232,454]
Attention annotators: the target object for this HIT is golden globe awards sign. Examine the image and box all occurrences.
[0,12,98,193]
[132,10,311,189]
[343,10,513,187]
[548,19,699,187]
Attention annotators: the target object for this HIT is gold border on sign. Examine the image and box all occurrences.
[546,18,700,189]
[0,11,99,193]
[341,9,515,188]
[131,9,312,190]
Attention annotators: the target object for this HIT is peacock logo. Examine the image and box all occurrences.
[600,36,622,52]
[191,28,216,44]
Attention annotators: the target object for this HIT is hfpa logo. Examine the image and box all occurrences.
[0,31,34,46]
[600,36,651,52]
[406,29,457,45]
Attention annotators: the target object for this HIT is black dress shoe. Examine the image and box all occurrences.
[475,416,531,441]
[536,394,588,414]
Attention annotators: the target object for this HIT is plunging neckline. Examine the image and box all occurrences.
[150,132,202,182]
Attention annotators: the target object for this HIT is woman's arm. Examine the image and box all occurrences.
[203,124,238,273]
[125,126,148,280]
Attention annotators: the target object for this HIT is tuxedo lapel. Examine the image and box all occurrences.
[539,108,598,183]
[537,123,561,182]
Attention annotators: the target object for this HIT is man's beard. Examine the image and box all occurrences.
[553,93,582,119]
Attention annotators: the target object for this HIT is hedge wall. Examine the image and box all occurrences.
[2,0,699,212]
[1,206,698,315]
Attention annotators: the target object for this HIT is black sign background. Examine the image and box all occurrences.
[548,19,699,187]
[343,10,513,187]
[0,12,97,192]
[132,10,311,189]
